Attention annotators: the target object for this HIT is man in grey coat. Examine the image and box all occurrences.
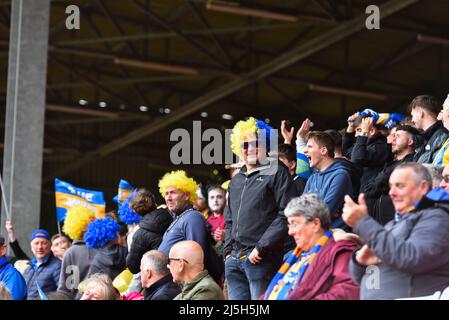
[343,162,449,299]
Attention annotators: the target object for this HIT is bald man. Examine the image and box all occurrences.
[168,241,223,300]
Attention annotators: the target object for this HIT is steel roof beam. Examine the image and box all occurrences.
[43,0,419,183]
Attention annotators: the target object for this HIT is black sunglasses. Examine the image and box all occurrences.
[168,257,189,264]
[242,140,259,150]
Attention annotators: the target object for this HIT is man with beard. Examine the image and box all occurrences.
[364,125,420,224]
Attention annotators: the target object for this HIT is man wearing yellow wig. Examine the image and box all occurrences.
[157,171,209,258]
[224,117,297,300]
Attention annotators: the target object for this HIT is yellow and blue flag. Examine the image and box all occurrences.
[55,178,106,222]
[113,179,134,205]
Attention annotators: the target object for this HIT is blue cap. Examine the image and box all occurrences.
[31,229,51,241]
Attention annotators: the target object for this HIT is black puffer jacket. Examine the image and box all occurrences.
[126,208,172,274]
[414,121,449,164]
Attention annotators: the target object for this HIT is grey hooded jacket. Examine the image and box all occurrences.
[350,203,449,299]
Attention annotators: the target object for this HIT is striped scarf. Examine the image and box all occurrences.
[263,230,332,300]
[433,137,449,167]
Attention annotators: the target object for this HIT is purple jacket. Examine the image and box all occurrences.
[289,237,359,300]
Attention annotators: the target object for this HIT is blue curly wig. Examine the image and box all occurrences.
[84,216,120,249]
[255,119,273,150]
[118,190,141,225]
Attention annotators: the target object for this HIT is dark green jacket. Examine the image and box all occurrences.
[174,270,224,300]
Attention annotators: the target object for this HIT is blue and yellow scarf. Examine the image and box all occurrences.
[263,230,332,300]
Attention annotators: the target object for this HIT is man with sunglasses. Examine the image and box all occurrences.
[439,165,449,191]
[169,241,223,300]
[224,117,297,300]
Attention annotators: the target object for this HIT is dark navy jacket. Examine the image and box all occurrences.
[158,206,208,256]
[23,254,61,300]
[144,273,180,300]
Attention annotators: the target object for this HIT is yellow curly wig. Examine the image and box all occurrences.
[63,205,96,240]
[231,117,258,158]
[158,170,199,204]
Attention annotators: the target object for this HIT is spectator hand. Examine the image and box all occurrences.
[213,228,225,242]
[297,118,311,141]
[346,112,359,133]
[361,117,373,134]
[248,247,262,264]
[356,245,382,266]
[342,194,368,228]
[280,120,294,144]
[5,219,16,242]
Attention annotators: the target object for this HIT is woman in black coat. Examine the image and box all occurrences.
[126,189,173,274]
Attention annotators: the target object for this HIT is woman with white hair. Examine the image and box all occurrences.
[262,193,360,300]
[78,273,119,300]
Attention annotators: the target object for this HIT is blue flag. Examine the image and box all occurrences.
[36,282,48,300]
[55,178,106,222]
[113,179,134,205]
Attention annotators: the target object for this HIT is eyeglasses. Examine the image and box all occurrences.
[442,175,449,183]
[242,140,259,150]
[287,220,311,230]
[168,257,189,264]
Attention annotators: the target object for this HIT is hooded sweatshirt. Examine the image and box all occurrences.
[334,157,362,199]
[87,243,127,281]
[304,160,353,222]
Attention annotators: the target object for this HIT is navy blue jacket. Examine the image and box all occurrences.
[0,256,27,300]
[304,160,353,222]
[158,206,208,256]
[23,254,61,300]
[144,273,180,300]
